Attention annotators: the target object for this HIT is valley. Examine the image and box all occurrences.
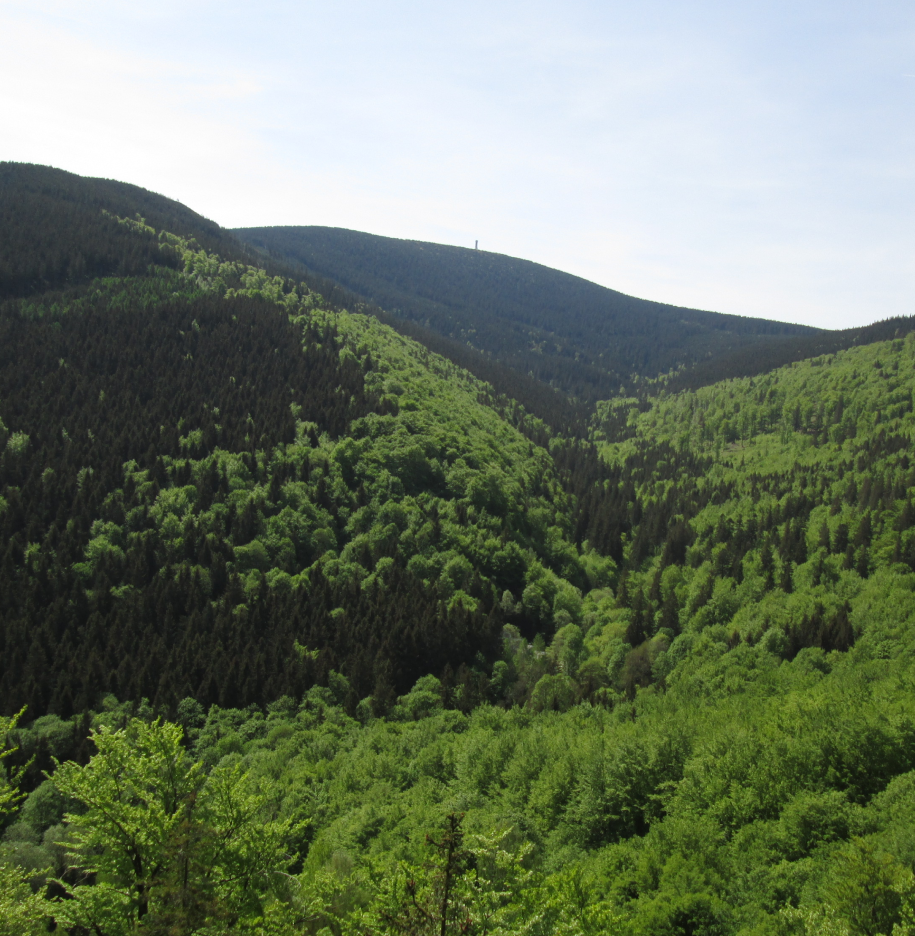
[2,162,915,935]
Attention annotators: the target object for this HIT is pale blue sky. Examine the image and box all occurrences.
[2,0,913,328]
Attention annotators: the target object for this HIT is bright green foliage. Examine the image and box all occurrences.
[149,219,587,608]
[91,248,583,660]
[579,335,915,705]
[0,709,27,815]
[3,431,27,456]
[0,709,48,935]
[817,839,914,936]
[92,219,588,612]
[51,718,202,932]
[1,211,608,712]
[0,863,48,936]
[14,670,915,932]
[137,598,911,935]
[51,718,295,935]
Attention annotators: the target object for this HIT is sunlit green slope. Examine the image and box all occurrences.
[591,333,915,682]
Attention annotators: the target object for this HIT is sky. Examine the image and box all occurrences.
[1,0,913,329]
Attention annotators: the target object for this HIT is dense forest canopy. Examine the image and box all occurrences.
[3,163,915,934]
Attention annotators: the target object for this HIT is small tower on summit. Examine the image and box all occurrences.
[475,240,478,250]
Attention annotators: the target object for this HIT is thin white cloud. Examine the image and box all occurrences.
[0,15,270,212]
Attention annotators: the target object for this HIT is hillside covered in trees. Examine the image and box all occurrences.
[4,162,915,934]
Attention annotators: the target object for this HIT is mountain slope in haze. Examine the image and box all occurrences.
[234,225,822,401]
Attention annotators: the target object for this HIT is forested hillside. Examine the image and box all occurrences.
[0,163,248,299]
[0,228,610,717]
[4,163,915,934]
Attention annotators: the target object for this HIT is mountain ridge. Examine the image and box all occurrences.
[235,224,824,402]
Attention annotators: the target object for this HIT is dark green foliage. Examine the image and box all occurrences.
[0,162,242,298]
[0,287,405,715]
